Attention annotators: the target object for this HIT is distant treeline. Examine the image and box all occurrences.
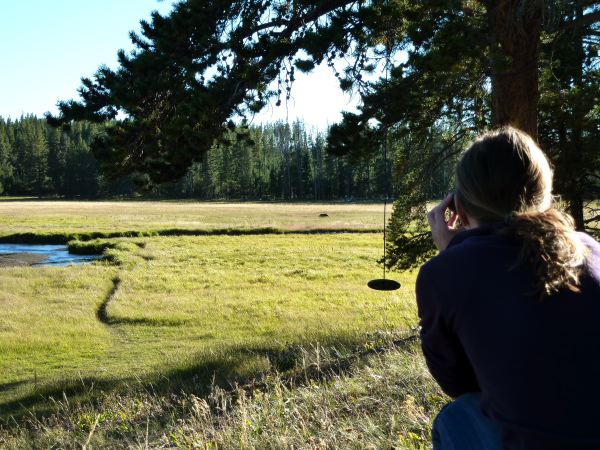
[0,116,452,200]
[0,116,103,198]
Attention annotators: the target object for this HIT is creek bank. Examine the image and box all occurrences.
[0,252,47,267]
[0,244,101,267]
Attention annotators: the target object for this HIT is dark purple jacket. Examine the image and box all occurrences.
[416,225,600,450]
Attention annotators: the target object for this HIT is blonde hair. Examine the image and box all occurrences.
[455,126,587,297]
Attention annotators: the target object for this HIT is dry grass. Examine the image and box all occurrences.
[0,339,446,449]
[0,201,385,236]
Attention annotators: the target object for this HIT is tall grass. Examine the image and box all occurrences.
[0,338,446,449]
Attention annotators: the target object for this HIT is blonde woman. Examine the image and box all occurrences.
[418,127,600,450]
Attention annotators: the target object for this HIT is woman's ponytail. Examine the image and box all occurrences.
[500,208,587,298]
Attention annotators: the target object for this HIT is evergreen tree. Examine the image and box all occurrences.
[48,1,597,177]
[0,120,13,194]
[538,2,600,231]
[46,124,64,193]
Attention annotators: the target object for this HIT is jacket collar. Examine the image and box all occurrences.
[446,223,506,249]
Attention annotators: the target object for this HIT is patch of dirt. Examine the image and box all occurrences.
[0,253,47,267]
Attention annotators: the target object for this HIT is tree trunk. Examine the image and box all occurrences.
[488,0,542,139]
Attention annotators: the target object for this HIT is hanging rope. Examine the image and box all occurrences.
[383,124,389,280]
[367,38,400,291]
[382,38,392,281]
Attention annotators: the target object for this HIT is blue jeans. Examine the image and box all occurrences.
[432,393,503,450]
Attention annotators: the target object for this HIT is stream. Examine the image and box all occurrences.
[0,244,101,266]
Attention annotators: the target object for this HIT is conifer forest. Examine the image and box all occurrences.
[0,115,454,201]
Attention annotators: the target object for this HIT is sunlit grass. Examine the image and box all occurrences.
[0,201,386,237]
[0,264,117,401]
[0,233,418,412]
[0,341,444,449]
[0,200,431,448]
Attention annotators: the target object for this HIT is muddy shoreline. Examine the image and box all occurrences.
[0,253,47,267]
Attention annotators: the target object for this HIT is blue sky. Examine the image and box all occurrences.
[0,1,358,129]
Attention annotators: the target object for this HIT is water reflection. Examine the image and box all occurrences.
[0,244,100,266]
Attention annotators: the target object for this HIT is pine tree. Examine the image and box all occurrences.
[0,120,13,194]
[49,1,598,177]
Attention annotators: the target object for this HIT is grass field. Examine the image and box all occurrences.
[0,200,441,448]
[1,233,418,407]
[0,200,384,238]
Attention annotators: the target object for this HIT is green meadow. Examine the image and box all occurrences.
[0,201,441,448]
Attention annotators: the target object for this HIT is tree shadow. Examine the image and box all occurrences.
[0,331,412,422]
[0,380,28,393]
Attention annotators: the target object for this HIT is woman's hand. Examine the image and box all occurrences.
[427,193,460,251]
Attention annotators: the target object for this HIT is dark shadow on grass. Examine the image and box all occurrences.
[95,277,188,327]
[97,276,121,325]
[108,317,189,326]
[0,357,242,421]
[0,380,28,393]
[0,331,417,423]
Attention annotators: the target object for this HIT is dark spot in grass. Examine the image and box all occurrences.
[97,277,121,325]
[0,379,28,393]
